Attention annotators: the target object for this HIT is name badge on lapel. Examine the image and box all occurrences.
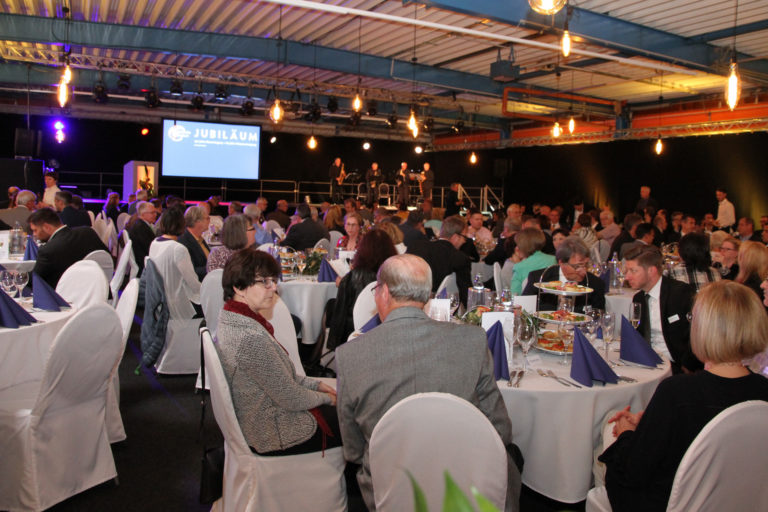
[667,314,680,323]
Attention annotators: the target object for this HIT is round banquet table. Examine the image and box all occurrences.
[497,349,671,503]
[0,308,76,392]
[0,259,35,272]
[277,279,338,345]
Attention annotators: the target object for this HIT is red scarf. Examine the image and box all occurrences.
[223,299,274,336]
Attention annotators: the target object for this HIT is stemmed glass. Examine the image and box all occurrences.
[630,302,642,329]
[602,311,616,360]
[517,320,535,373]
[502,316,517,375]
[0,270,17,298]
[559,326,574,365]
[584,318,599,344]
[499,288,513,310]
[14,271,29,300]
[295,253,307,280]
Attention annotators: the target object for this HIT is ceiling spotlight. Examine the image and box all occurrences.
[116,74,131,92]
[362,141,371,150]
[414,145,423,154]
[387,113,398,128]
[269,98,284,123]
[451,119,465,133]
[422,117,434,133]
[170,79,184,96]
[190,94,204,111]
[144,87,161,108]
[214,83,229,102]
[307,135,318,149]
[349,111,362,127]
[140,127,150,136]
[92,80,108,103]
[366,100,378,116]
[53,120,65,143]
[240,99,255,116]
[306,101,322,122]
[469,152,478,165]
[352,93,362,113]
[327,96,339,113]
[528,0,567,16]
[270,136,277,144]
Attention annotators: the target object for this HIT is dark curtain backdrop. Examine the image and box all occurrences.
[1,113,766,221]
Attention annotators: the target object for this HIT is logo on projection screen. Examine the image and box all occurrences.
[167,124,191,142]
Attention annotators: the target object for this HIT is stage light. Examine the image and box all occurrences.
[552,121,563,138]
[528,0,567,16]
[117,74,131,92]
[92,80,108,103]
[61,64,72,85]
[170,79,184,96]
[214,83,229,101]
[307,135,318,149]
[366,100,378,116]
[414,145,423,154]
[53,120,65,143]
[327,96,339,113]
[141,127,150,136]
[57,80,70,108]
[725,60,741,111]
[144,87,161,108]
[190,94,204,111]
[362,141,371,150]
[270,136,277,144]
[568,116,575,134]
[240,99,255,116]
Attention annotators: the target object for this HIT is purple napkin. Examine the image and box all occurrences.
[360,314,381,333]
[570,328,618,387]
[0,289,36,328]
[32,273,70,311]
[24,236,38,261]
[485,321,510,381]
[596,326,603,340]
[619,315,663,366]
[317,259,338,282]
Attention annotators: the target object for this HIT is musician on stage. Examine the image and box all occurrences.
[329,157,345,204]
[419,162,434,202]
[395,162,410,207]
[366,162,382,205]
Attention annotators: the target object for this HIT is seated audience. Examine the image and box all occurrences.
[29,207,108,288]
[377,219,406,254]
[609,213,643,259]
[127,189,148,215]
[103,192,121,225]
[337,212,364,251]
[323,204,345,234]
[55,190,91,228]
[734,241,768,306]
[668,233,721,291]
[619,222,656,259]
[266,199,292,230]
[597,280,768,511]
[207,214,254,273]
[466,209,493,248]
[228,200,243,217]
[596,210,621,247]
[242,203,272,246]
[177,205,211,281]
[551,228,570,252]
[127,201,159,276]
[509,227,557,295]
[572,213,598,250]
[523,236,605,311]
[280,203,329,251]
[327,229,397,350]
[737,217,761,242]
[40,170,61,208]
[336,254,521,511]
[712,236,740,279]
[217,248,339,455]
[398,210,427,249]
[0,189,35,230]
[484,217,521,267]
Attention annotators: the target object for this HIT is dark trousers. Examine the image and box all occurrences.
[252,405,342,456]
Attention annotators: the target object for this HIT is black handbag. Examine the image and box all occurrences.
[199,330,224,505]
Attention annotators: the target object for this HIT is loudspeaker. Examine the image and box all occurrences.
[14,129,41,158]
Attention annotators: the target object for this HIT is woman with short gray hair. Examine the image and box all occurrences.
[206,214,255,272]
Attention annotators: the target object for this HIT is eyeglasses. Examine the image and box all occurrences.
[253,277,278,288]
[720,246,737,252]
[247,227,256,232]
[566,261,589,271]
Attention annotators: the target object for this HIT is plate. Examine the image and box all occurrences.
[534,281,594,295]
[534,333,573,354]
[534,311,591,325]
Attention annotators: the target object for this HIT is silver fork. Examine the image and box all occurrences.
[546,369,583,388]
[537,368,571,387]
[507,370,522,387]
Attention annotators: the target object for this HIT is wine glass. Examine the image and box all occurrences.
[630,302,642,329]
[557,295,574,312]
[601,312,616,360]
[448,292,460,318]
[584,318,599,344]
[502,316,517,375]
[0,270,17,298]
[295,253,307,280]
[559,326,574,365]
[499,288,513,310]
[517,320,536,373]
[13,271,29,300]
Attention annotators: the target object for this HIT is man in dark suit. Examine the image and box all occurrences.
[608,213,643,259]
[266,199,292,230]
[54,190,91,228]
[126,201,158,276]
[279,203,329,251]
[523,236,606,312]
[335,254,521,512]
[444,182,464,217]
[28,208,109,288]
[398,210,428,248]
[407,215,471,306]
[624,245,701,374]
[177,205,210,281]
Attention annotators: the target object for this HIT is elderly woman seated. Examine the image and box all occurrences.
[216,248,340,455]
[596,280,768,511]
[206,214,255,273]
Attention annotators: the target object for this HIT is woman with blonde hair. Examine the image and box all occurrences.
[376,220,405,253]
[597,280,768,511]
[323,204,345,233]
[735,240,768,303]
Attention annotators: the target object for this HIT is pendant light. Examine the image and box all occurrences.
[552,121,563,138]
[725,0,741,111]
[654,72,663,155]
[353,18,363,112]
[654,137,663,155]
[269,6,284,124]
[408,108,419,138]
[469,152,478,165]
[528,0,567,16]
[307,134,317,149]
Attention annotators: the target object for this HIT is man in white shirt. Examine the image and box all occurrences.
[714,187,735,230]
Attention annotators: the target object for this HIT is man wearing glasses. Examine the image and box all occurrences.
[127,200,159,277]
[522,236,606,312]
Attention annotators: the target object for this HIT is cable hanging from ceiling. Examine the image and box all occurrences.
[725,0,741,111]
[269,5,284,123]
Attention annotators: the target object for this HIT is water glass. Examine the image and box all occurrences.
[557,295,574,312]
[559,326,574,365]
[448,292,460,317]
[517,321,536,373]
[602,312,616,359]
[502,316,517,373]
[0,270,17,298]
[499,288,513,310]
[630,302,642,329]
[14,271,29,299]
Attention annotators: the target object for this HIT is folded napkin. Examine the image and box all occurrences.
[570,328,618,387]
[32,273,70,311]
[619,315,663,366]
[24,236,38,261]
[317,259,338,282]
[0,289,36,328]
[485,321,510,381]
[328,258,350,278]
[360,314,381,333]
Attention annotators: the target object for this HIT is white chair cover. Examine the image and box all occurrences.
[201,269,225,338]
[84,249,114,282]
[92,217,110,245]
[369,392,507,512]
[435,272,458,297]
[210,215,224,231]
[87,209,95,226]
[500,260,515,290]
[106,278,139,443]
[56,259,109,308]
[116,212,131,232]
[106,218,119,257]
[263,296,305,376]
[586,400,768,512]
[597,239,610,262]
[314,238,331,252]
[493,262,503,294]
[328,230,343,249]
[0,303,123,511]
[110,239,132,306]
[395,242,407,254]
[264,220,282,237]
[202,329,347,512]
[353,281,377,330]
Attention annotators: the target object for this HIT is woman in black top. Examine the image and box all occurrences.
[598,280,768,511]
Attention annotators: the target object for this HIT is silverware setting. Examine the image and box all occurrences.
[508,370,523,387]
[537,368,582,388]
[514,370,524,388]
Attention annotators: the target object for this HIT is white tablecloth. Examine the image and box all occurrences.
[277,280,338,345]
[0,309,76,392]
[0,259,35,272]
[497,350,670,503]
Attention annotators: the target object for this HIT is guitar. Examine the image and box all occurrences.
[336,163,346,185]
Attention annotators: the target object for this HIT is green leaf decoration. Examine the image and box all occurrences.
[407,471,430,512]
[442,471,475,512]
[471,487,501,512]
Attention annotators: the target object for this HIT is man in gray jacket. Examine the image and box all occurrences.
[335,254,521,511]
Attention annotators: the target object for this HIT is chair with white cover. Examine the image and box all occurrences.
[106,278,140,443]
[110,239,132,306]
[56,260,109,308]
[106,218,120,257]
[92,216,110,246]
[200,269,225,338]
[84,249,114,282]
[353,281,378,330]
[493,262,503,294]
[202,329,347,512]
[116,212,131,232]
[395,243,407,254]
[256,242,275,253]
[314,238,331,253]
[264,220,282,238]
[435,272,458,298]
[424,219,442,234]
[586,400,768,512]
[328,230,344,249]
[87,209,95,226]
[369,392,508,512]
[121,230,140,279]
[0,303,124,511]
[263,296,305,376]
[597,239,610,262]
